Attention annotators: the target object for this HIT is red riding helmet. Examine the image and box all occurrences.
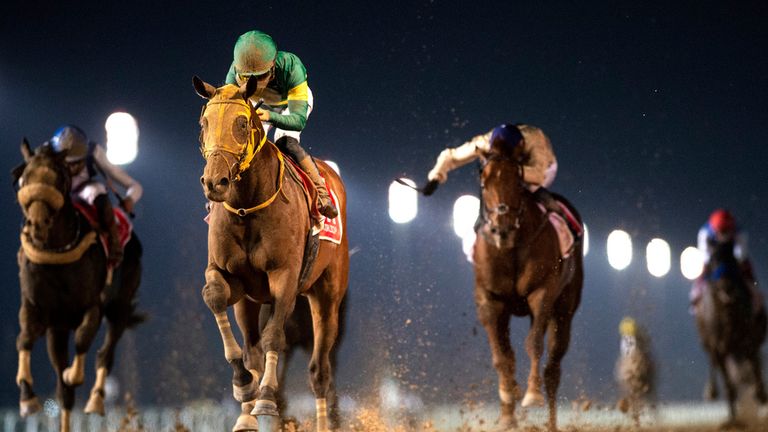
[708,209,736,235]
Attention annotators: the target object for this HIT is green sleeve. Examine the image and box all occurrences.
[268,100,309,131]
[225,62,237,85]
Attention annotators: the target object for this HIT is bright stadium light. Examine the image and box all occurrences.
[607,229,632,270]
[388,179,417,224]
[680,246,704,280]
[105,112,138,165]
[646,238,671,277]
[325,160,340,176]
[582,223,589,256]
[452,195,480,239]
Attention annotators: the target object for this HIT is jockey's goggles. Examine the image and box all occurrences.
[236,66,273,84]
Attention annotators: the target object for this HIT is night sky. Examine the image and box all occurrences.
[1,0,767,412]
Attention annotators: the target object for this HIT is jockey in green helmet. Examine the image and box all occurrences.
[225,30,337,219]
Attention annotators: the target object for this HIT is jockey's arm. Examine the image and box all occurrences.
[265,81,310,131]
[427,131,490,183]
[519,125,556,187]
[92,145,143,204]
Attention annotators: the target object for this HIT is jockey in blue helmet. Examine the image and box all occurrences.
[424,123,578,234]
[50,125,143,265]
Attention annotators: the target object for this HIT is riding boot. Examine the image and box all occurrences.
[94,194,123,266]
[299,156,338,219]
[534,187,581,236]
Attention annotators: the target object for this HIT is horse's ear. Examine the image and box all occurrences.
[241,76,259,101]
[20,138,32,162]
[193,76,217,99]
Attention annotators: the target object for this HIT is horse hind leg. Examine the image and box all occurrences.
[85,315,128,415]
[476,291,519,428]
[306,288,343,432]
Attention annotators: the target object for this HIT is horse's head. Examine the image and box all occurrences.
[479,143,527,249]
[16,139,71,243]
[193,76,267,202]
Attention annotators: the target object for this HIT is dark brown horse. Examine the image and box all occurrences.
[194,76,348,432]
[473,138,583,431]
[14,140,143,432]
[695,239,766,428]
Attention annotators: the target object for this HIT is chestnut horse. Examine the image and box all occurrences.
[193,76,348,432]
[14,141,143,432]
[695,239,766,428]
[473,138,583,431]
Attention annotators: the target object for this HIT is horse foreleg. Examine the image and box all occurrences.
[231,299,262,432]
[522,290,550,408]
[307,290,342,432]
[475,290,518,428]
[16,299,44,416]
[703,355,719,400]
[749,353,767,404]
[717,355,740,427]
[63,304,101,386]
[544,314,573,432]
[252,268,299,418]
[46,328,75,432]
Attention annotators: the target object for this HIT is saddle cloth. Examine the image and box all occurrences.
[72,201,133,258]
[536,203,576,258]
[283,156,343,244]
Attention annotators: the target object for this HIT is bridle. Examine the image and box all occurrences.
[478,153,525,243]
[200,95,285,216]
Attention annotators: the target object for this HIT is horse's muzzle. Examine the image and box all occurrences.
[201,174,230,202]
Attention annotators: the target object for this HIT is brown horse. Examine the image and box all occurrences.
[695,239,766,428]
[14,140,143,432]
[193,76,348,432]
[473,138,583,431]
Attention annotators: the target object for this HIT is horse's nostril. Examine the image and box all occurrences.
[219,177,229,187]
[490,227,498,234]
[200,176,205,185]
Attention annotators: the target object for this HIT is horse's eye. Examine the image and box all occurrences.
[233,116,249,143]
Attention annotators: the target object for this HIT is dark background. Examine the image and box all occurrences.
[1,0,766,409]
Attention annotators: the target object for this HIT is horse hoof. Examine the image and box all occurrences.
[62,366,84,386]
[719,419,745,430]
[20,397,41,417]
[498,412,517,429]
[251,399,279,417]
[84,392,105,416]
[704,383,718,401]
[233,413,259,431]
[521,391,545,408]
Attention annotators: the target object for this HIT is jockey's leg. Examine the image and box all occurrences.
[94,194,123,266]
[533,187,582,236]
[275,136,338,219]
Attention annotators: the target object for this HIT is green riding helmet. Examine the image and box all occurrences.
[234,30,277,77]
[50,125,90,162]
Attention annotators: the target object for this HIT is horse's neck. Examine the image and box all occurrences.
[47,202,82,249]
[228,143,282,209]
